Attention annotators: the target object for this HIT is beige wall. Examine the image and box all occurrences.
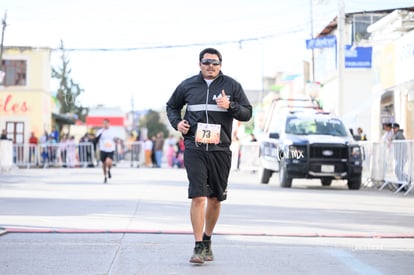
[0,47,52,141]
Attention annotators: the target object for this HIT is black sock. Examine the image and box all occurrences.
[203,233,211,241]
[195,241,204,247]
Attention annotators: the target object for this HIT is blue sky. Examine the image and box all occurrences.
[2,0,413,111]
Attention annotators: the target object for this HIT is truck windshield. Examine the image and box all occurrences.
[285,117,348,137]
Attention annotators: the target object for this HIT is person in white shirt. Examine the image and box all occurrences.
[96,119,117,183]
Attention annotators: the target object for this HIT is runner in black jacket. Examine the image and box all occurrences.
[166,48,252,264]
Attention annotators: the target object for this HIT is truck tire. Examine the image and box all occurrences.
[279,161,292,188]
[347,177,361,190]
[260,168,272,184]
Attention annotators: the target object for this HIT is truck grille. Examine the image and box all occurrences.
[309,145,348,159]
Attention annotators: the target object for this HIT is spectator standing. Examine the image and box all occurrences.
[47,134,57,166]
[357,127,367,141]
[391,123,408,185]
[28,132,39,166]
[151,135,157,167]
[143,137,153,167]
[59,134,68,167]
[154,132,165,168]
[382,123,393,145]
[39,131,49,167]
[0,129,8,139]
[66,135,77,168]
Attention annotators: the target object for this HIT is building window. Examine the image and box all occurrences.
[352,14,384,43]
[1,60,27,86]
[5,121,25,143]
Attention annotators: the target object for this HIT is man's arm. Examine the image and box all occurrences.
[166,85,186,130]
[228,82,252,122]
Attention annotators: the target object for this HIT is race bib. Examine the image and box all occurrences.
[195,123,221,144]
[104,141,113,149]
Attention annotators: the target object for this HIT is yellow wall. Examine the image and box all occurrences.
[0,47,52,141]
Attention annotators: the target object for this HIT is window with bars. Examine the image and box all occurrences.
[1,60,27,86]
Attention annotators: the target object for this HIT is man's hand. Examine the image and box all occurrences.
[216,89,230,109]
[178,120,190,134]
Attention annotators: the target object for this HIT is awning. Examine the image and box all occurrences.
[86,116,124,127]
[52,113,76,125]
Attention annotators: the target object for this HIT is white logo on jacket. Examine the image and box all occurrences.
[212,93,230,101]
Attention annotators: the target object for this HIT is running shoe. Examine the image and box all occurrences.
[203,240,214,261]
[189,243,206,264]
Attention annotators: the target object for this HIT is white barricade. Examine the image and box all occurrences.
[238,142,260,172]
[378,140,413,194]
[12,142,96,168]
[0,140,13,172]
[358,141,372,187]
[123,141,144,167]
[365,140,413,195]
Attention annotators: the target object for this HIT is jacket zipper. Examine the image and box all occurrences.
[205,86,210,151]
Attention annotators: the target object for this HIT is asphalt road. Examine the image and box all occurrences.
[0,163,413,275]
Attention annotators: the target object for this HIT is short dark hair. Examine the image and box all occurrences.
[392,123,400,128]
[199,48,222,62]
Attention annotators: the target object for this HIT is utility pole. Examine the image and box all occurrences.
[0,10,7,82]
[310,0,315,82]
[337,0,345,117]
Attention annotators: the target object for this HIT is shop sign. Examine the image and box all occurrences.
[345,45,372,68]
[0,94,29,114]
[306,35,337,49]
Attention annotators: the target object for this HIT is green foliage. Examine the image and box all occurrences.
[51,40,88,121]
[139,109,169,138]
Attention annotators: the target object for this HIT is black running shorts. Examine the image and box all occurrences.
[184,149,232,201]
[100,151,114,162]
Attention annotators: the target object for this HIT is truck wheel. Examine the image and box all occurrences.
[260,168,272,184]
[321,178,332,186]
[279,161,292,188]
[347,177,361,190]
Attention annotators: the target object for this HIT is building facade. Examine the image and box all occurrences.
[308,8,414,140]
[0,46,53,143]
[369,10,414,139]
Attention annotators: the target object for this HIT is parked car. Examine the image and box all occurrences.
[258,99,363,190]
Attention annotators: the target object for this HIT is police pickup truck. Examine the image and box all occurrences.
[258,99,363,189]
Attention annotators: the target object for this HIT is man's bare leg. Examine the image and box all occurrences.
[102,158,107,183]
[204,197,221,236]
[190,197,206,241]
[189,196,207,263]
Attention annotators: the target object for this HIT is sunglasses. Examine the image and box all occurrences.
[201,59,221,66]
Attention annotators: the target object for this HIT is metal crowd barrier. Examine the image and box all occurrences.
[114,141,143,168]
[238,141,260,172]
[0,140,13,173]
[358,141,372,186]
[12,142,96,168]
[360,140,413,195]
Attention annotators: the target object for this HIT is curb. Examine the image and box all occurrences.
[0,227,7,236]
[3,228,414,239]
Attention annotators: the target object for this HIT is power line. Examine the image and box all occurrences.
[55,25,309,52]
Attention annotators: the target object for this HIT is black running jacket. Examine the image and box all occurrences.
[166,71,252,151]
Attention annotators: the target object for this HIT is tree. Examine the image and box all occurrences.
[52,40,88,121]
[139,109,169,138]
